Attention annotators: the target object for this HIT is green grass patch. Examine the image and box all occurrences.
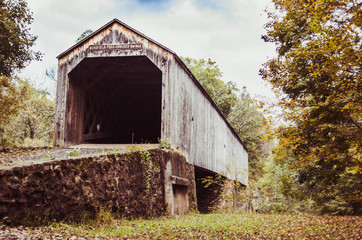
[27,213,362,239]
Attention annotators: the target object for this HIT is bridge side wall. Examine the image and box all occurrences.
[162,58,248,185]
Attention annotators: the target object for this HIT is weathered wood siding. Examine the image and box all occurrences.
[162,58,248,184]
[55,19,248,185]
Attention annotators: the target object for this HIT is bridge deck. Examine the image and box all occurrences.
[70,143,159,149]
[0,144,159,169]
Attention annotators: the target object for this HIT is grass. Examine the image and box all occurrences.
[29,213,362,239]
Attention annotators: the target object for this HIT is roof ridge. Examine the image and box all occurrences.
[57,18,175,59]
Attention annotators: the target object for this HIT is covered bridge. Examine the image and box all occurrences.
[54,19,248,211]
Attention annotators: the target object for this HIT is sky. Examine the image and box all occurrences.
[22,0,276,98]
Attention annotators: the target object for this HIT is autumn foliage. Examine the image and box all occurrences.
[261,0,361,214]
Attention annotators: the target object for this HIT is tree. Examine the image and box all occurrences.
[1,79,55,146]
[76,29,94,42]
[261,0,361,214]
[0,0,41,146]
[0,76,23,146]
[181,57,238,118]
[202,159,250,213]
[0,0,41,77]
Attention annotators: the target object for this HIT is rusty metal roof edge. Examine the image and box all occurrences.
[56,18,176,59]
[56,18,248,153]
[173,55,249,153]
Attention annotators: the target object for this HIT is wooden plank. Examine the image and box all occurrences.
[89,99,102,134]
[83,92,97,134]
[109,81,127,99]
[83,131,116,140]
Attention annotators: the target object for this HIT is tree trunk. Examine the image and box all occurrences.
[26,118,34,139]
[233,180,238,212]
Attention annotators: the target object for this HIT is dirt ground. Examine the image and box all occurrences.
[0,225,109,239]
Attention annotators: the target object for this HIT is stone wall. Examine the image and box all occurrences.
[0,149,196,225]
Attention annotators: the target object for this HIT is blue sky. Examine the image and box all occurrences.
[137,0,220,11]
[23,0,276,99]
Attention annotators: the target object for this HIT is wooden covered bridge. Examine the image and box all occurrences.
[54,19,248,214]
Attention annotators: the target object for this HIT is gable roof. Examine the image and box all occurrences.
[57,18,248,152]
[57,18,175,59]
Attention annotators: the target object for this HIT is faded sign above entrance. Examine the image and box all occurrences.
[88,43,142,53]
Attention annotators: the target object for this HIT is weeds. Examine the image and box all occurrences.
[42,153,57,159]
[158,139,172,150]
[67,148,80,157]
[140,150,152,197]
[105,148,120,154]
[126,145,144,152]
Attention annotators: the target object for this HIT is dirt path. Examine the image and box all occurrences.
[0,225,111,239]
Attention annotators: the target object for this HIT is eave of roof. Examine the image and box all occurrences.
[56,18,248,153]
[57,18,175,59]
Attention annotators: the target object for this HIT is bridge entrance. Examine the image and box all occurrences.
[66,56,162,144]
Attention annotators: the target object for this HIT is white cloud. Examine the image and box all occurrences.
[22,0,276,98]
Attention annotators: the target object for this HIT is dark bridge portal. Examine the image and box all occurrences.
[68,56,162,144]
